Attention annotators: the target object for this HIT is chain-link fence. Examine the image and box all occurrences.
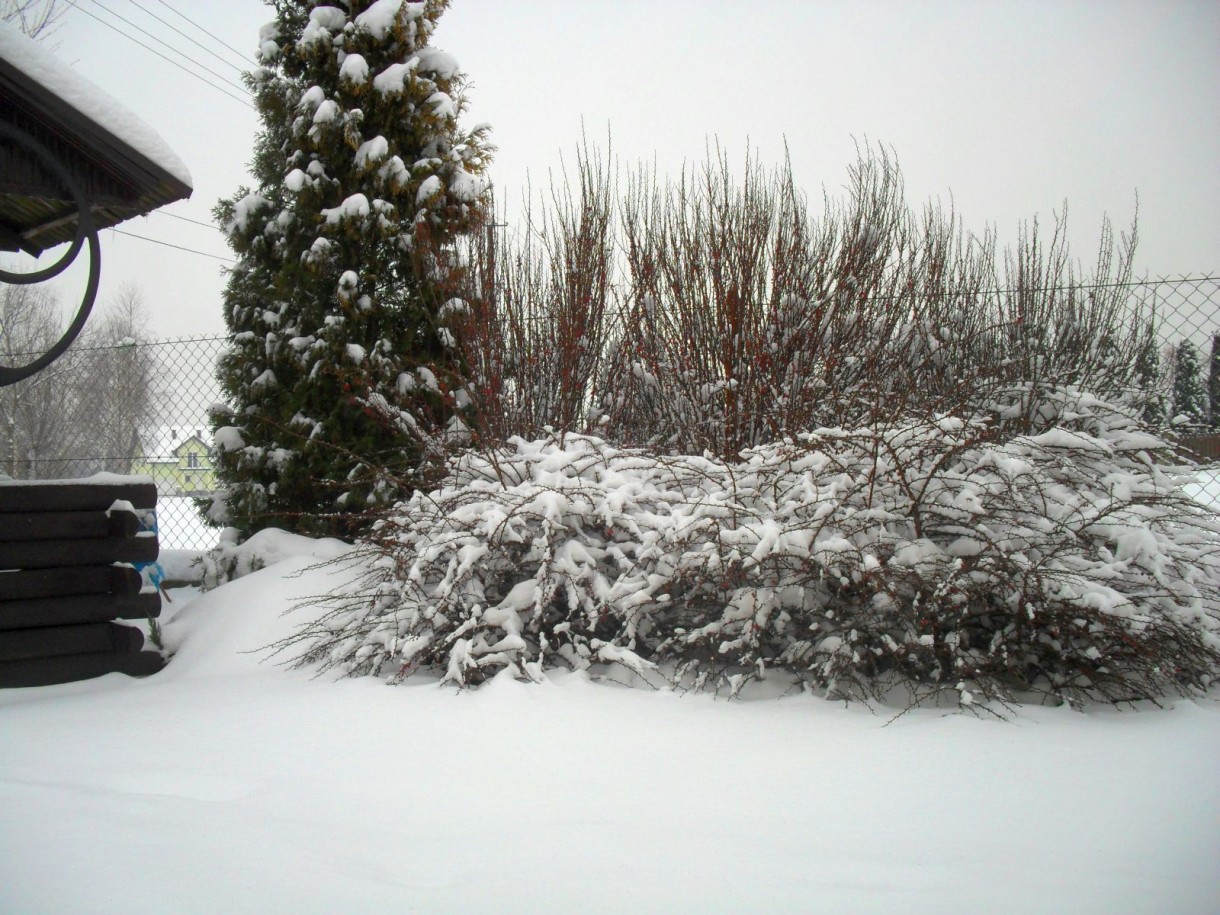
[1147,275,1219,350]
[2,275,1217,552]
[0,334,225,550]
[1141,276,1220,458]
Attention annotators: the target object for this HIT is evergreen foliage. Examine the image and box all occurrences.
[1209,335,1220,430]
[1171,339,1208,430]
[1133,328,1166,428]
[209,0,491,539]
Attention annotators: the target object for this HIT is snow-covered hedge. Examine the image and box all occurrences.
[280,394,1220,707]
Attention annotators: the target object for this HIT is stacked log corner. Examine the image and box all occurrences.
[0,480,165,688]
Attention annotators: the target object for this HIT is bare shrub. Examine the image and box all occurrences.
[458,146,615,444]
[458,144,1150,456]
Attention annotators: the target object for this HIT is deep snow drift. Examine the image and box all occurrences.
[2,533,1218,914]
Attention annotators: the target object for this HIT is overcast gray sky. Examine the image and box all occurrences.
[26,0,1220,339]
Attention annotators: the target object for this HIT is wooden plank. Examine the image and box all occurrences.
[1177,433,1220,463]
[0,649,165,688]
[0,509,138,542]
[0,534,158,570]
[0,565,143,600]
[110,565,145,597]
[0,623,113,660]
[0,480,156,513]
[0,621,144,662]
[0,591,160,630]
[0,566,112,600]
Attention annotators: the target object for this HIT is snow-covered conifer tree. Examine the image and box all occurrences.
[1133,329,1165,428]
[1171,339,1208,430]
[210,0,492,538]
[1209,334,1220,430]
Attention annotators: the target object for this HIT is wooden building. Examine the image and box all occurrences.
[0,25,192,686]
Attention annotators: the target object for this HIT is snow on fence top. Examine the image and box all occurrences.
[0,23,192,188]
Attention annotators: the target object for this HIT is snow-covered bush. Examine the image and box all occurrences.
[198,527,267,591]
[199,527,350,591]
[279,392,1220,707]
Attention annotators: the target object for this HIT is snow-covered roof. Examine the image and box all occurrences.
[0,23,193,253]
[143,426,211,463]
[0,24,191,186]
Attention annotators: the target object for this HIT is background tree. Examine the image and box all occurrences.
[1209,334,1220,430]
[74,284,159,474]
[1134,326,1166,428]
[210,0,492,539]
[0,285,76,478]
[0,0,63,39]
[0,283,157,478]
[1171,339,1208,430]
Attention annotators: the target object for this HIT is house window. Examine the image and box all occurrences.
[187,452,199,469]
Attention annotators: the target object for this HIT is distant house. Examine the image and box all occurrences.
[133,426,215,497]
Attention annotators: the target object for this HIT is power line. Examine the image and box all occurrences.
[122,0,251,76]
[151,0,257,68]
[110,228,234,262]
[154,210,222,231]
[64,0,253,109]
[81,0,251,97]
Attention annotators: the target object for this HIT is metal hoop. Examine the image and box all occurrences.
[0,120,102,386]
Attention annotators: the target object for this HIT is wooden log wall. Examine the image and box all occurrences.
[0,479,165,688]
[1178,433,1220,464]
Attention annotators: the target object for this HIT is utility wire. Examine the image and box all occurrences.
[110,228,235,262]
[122,0,251,76]
[64,0,254,109]
[82,0,251,96]
[155,210,222,231]
[151,0,258,68]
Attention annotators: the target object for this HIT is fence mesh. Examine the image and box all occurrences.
[0,335,226,550]
[1147,275,1220,351]
[1141,276,1220,458]
[1,276,1217,551]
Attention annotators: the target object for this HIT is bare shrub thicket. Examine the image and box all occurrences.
[459,150,617,444]
[457,145,1152,454]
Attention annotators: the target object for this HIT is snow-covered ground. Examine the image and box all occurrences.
[3,479,1219,914]
[157,496,221,553]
